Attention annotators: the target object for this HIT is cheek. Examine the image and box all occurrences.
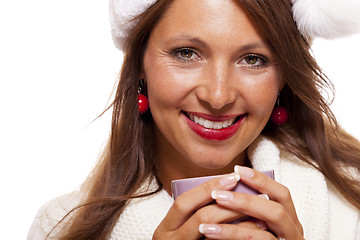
[242,70,281,118]
[146,64,200,110]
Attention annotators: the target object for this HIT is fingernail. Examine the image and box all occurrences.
[219,172,240,186]
[199,224,222,235]
[258,193,270,200]
[211,190,233,201]
[255,220,268,230]
[234,166,254,179]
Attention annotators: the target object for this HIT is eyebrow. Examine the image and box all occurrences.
[239,42,269,51]
[165,34,269,52]
[165,35,208,48]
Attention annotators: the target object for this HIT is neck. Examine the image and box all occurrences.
[155,137,248,195]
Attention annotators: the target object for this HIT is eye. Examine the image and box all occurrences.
[172,48,201,63]
[245,55,260,65]
[239,54,268,68]
[180,49,194,58]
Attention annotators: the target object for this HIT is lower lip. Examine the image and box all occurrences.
[183,114,246,141]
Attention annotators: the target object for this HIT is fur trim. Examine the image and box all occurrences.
[292,0,360,39]
[109,0,157,50]
[110,0,360,50]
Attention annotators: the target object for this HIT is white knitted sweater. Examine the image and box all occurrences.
[28,136,360,239]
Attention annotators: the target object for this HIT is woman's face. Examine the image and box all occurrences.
[143,0,282,178]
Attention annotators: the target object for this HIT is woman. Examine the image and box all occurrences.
[28,0,360,239]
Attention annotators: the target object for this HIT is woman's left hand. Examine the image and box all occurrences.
[200,166,304,240]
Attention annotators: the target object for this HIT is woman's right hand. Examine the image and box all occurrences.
[152,172,262,239]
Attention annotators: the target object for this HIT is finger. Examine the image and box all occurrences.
[244,219,268,231]
[175,204,247,239]
[202,223,270,240]
[199,223,276,240]
[234,166,300,225]
[179,204,267,238]
[235,166,303,235]
[212,190,302,239]
[236,219,268,231]
[161,172,240,230]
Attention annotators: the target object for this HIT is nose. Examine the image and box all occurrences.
[196,60,237,110]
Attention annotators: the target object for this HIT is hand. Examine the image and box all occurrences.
[153,172,255,239]
[200,166,304,240]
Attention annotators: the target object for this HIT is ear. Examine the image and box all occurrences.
[278,72,286,92]
[139,65,146,80]
[279,81,286,92]
[139,74,145,80]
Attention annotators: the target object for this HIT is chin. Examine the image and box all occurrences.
[194,157,234,170]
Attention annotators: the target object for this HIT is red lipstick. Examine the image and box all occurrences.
[183,112,246,141]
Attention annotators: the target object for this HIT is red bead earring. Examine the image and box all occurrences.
[138,94,149,114]
[138,79,149,114]
[270,95,288,125]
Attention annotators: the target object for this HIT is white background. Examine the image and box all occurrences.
[0,1,359,239]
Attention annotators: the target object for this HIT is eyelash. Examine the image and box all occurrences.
[170,48,269,68]
[238,54,269,69]
[171,48,201,63]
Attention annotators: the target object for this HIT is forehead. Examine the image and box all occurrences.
[150,0,265,47]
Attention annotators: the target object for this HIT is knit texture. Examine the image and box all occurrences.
[109,182,173,239]
[28,135,360,239]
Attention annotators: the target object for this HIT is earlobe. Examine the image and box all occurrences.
[139,63,147,80]
[279,75,286,92]
[139,72,146,81]
[279,82,286,92]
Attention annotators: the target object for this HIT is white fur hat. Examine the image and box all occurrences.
[110,0,360,50]
[291,0,360,39]
[109,0,157,50]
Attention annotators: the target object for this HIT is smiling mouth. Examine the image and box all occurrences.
[182,111,246,141]
[184,111,243,129]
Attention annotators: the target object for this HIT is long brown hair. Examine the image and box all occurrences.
[53,0,360,239]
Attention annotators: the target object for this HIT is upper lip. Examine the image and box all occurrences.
[183,111,244,121]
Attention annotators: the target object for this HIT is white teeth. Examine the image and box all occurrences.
[193,116,199,123]
[223,120,231,128]
[214,122,223,129]
[204,120,214,129]
[188,113,236,129]
[199,117,205,125]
